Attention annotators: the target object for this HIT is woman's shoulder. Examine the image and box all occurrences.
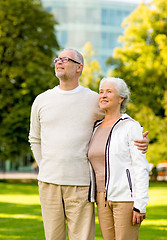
[121,114,141,127]
[120,114,143,137]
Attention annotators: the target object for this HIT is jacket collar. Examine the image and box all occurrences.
[120,113,132,120]
[94,113,133,129]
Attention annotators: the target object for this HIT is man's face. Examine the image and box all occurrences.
[55,50,80,80]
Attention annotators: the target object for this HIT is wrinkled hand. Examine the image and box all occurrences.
[132,211,146,225]
[134,131,149,154]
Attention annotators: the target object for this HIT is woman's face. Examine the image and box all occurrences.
[99,81,124,111]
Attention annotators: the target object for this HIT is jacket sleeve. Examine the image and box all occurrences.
[28,97,42,166]
[128,121,149,213]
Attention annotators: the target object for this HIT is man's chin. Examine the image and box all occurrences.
[55,71,63,78]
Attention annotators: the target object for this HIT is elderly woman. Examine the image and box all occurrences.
[88,77,149,240]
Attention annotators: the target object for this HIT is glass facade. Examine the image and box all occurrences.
[41,0,139,71]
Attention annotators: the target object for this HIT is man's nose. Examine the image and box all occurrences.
[56,59,63,64]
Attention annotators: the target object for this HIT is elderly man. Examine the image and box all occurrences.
[29,48,148,240]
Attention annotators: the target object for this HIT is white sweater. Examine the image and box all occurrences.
[29,85,103,186]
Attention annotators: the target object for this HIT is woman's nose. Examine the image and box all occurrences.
[101,92,107,98]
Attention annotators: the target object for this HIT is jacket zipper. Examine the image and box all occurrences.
[105,117,129,202]
[126,169,133,197]
[88,120,103,202]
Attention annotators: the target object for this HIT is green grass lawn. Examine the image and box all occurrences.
[0,181,166,240]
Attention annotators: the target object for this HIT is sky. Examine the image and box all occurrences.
[112,0,141,2]
[89,0,151,4]
[103,0,149,3]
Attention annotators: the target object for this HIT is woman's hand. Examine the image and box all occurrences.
[132,211,146,225]
[134,131,149,154]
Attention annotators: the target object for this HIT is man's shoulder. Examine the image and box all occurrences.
[36,87,56,99]
[32,88,56,106]
[80,86,98,97]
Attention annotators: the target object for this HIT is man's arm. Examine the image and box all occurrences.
[134,131,149,154]
[29,98,42,166]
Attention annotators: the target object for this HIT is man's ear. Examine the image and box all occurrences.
[76,64,83,74]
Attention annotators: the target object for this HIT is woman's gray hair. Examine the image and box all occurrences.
[99,77,130,113]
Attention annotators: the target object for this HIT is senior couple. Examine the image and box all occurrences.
[29,49,149,240]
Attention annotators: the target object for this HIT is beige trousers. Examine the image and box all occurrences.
[38,181,95,240]
[96,192,140,240]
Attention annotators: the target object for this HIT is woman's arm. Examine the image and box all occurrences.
[132,211,146,225]
[128,122,149,214]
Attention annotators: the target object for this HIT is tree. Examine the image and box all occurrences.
[0,0,60,162]
[107,0,167,164]
[79,42,103,93]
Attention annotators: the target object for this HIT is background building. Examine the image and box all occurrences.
[42,0,140,70]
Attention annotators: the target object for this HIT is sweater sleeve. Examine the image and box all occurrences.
[28,97,42,166]
[128,122,149,213]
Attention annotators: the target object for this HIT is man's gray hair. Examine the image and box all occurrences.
[99,77,130,113]
[63,48,84,75]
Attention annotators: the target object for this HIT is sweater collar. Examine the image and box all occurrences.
[54,85,83,94]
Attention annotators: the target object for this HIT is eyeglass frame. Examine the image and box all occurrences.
[54,57,82,65]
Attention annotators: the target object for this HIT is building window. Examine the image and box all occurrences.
[61,31,68,46]
[109,33,117,48]
[101,32,108,48]
[109,9,115,26]
[101,9,108,25]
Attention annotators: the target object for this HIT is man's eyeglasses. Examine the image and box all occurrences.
[54,57,81,65]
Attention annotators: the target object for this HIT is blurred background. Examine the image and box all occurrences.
[0,1,167,239]
[0,0,167,180]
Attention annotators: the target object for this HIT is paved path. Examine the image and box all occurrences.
[0,172,38,179]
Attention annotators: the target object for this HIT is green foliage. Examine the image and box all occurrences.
[108,0,167,115]
[107,0,167,165]
[79,42,103,93]
[127,103,167,165]
[0,0,60,161]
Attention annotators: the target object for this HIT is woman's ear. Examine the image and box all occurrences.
[119,97,124,104]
